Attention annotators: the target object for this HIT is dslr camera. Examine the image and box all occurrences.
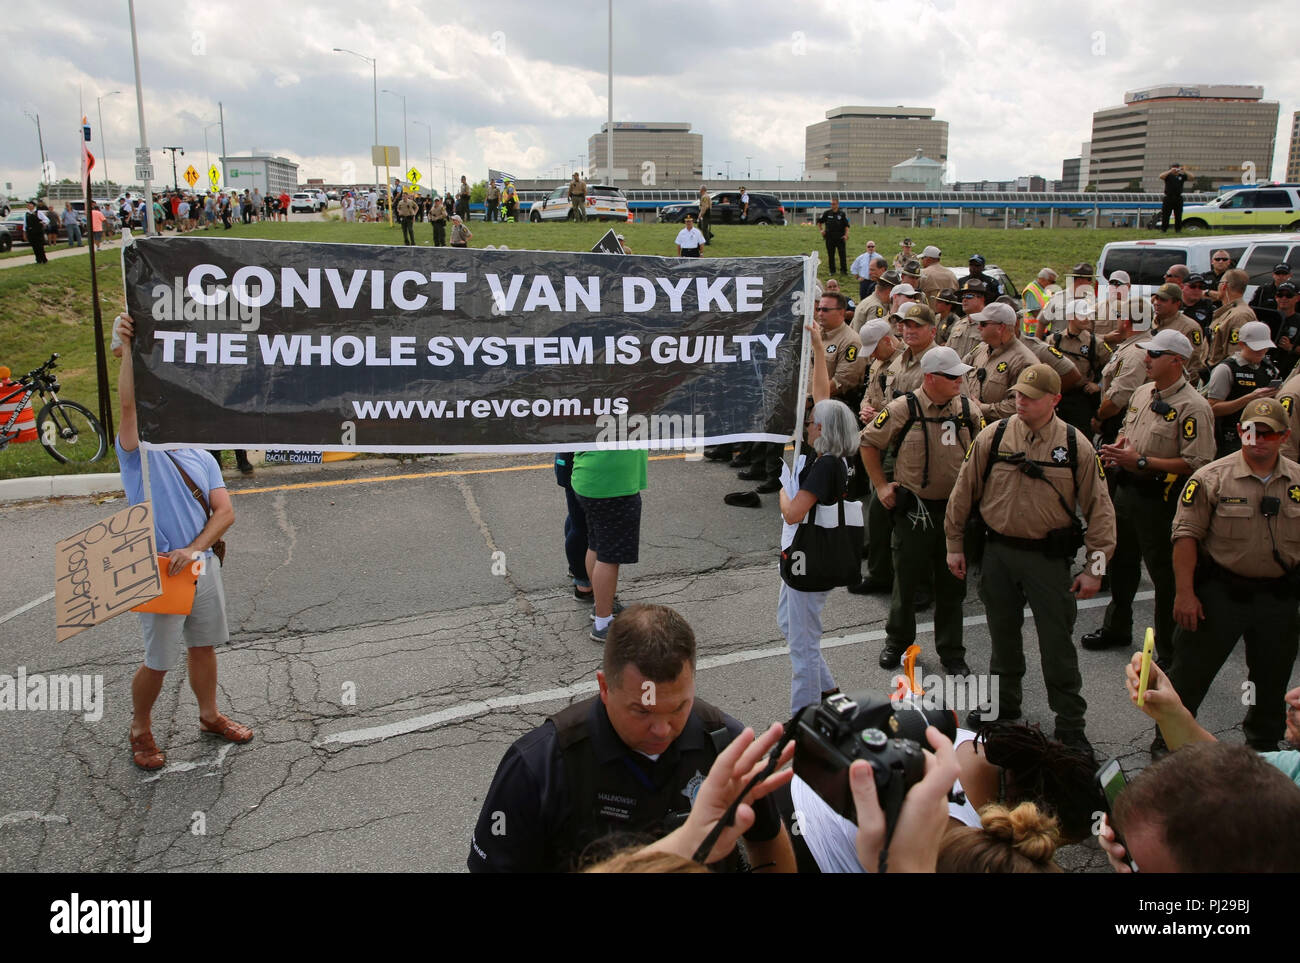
[793,691,956,836]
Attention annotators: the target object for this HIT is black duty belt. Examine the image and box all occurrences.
[985,528,1051,553]
[1198,557,1297,598]
[1115,470,1179,496]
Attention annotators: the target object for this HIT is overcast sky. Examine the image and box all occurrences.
[2,0,1295,196]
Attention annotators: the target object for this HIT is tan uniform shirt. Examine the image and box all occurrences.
[1120,377,1216,475]
[698,192,711,215]
[944,414,1116,559]
[1153,310,1207,378]
[1092,292,1131,341]
[821,322,866,400]
[1207,299,1256,368]
[919,264,959,305]
[1023,335,1078,383]
[1277,369,1300,461]
[964,337,1039,421]
[1172,452,1300,578]
[864,345,900,412]
[852,293,888,332]
[1046,328,1100,382]
[884,340,937,401]
[944,316,982,364]
[1038,288,1096,338]
[859,386,983,500]
[1100,333,1149,410]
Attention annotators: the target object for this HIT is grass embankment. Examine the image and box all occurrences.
[0,216,1164,479]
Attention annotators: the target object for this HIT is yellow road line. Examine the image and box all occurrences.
[228,452,693,496]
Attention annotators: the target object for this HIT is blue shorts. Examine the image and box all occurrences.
[576,493,642,564]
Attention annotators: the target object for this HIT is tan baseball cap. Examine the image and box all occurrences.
[1240,398,1287,432]
[898,302,936,325]
[1011,364,1062,399]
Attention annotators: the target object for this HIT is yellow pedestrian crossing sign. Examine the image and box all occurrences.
[183,165,199,188]
[208,165,221,189]
[407,167,421,184]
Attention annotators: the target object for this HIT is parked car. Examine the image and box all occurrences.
[528,184,628,222]
[661,191,786,225]
[1156,184,1300,232]
[290,191,324,213]
[1097,232,1300,303]
[3,211,27,243]
[0,226,12,252]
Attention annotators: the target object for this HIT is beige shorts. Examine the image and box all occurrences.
[139,557,229,671]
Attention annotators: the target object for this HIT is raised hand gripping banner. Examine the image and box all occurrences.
[122,237,809,453]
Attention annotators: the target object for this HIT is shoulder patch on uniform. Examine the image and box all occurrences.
[1182,415,1198,440]
[1164,407,1178,422]
[1181,479,1199,504]
[1290,485,1300,504]
[996,361,1008,373]
[1229,329,1240,344]
[1191,329,1203,345]
[1048,346,1064,358]
[1282,396,1294,414]
[845,345,858,363]
[873,408,889,429]
[1095,454,1106,480]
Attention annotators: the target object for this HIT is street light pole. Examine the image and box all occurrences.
[24,111,47,192]
[606,0,613,186]
[381,89,407,176]
[96,91,120,194]
[334,47,379,187]
[203,120,221,173]
[162,147,184,191]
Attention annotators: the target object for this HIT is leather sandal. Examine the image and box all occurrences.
[199,714,254,743]
[130,730,166,770]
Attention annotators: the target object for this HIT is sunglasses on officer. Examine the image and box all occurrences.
[1146,349,1172,359]
[932,372,962,381]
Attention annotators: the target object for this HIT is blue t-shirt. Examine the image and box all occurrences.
[115,439,224,554]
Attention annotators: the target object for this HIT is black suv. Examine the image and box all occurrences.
[659,191,786,225]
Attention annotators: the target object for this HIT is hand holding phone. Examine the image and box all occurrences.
[1096,759,1138,872]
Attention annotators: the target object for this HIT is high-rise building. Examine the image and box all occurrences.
[587,122,702,188]
[1088,85,1278,192]
[805,107,948,186]
[1287,110,1300,184]
[1061,157,1082,191]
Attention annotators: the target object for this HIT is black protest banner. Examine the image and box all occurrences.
[122,237,809,453]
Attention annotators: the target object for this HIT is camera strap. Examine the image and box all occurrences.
[691,721,797,865]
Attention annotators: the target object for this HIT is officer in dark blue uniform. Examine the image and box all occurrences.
[468,604,794,872]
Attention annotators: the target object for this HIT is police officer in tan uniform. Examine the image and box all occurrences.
[1092,312,1148,446]
[851,319,901,594]
[1038,264,1097,340]
[934,288,961,343]
[946,278,989,362]
[1083,329,1215,670]
[1206,269,1256,368]
[1277,364,1300,461]
[816,291,867,405]
[1150,282,1207,380]
[963,302,1039,422]
[918,246,959,307]
[861,346,981,672]
[883,302,939,399]
[1168,397,1300,752]
[568,172,588,222]
[1020,309,1082,393]
[1047,298,1104,432]
[945,364,1117,754]
[853,270,895,332]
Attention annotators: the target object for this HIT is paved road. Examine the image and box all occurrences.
[0,452,1287,872]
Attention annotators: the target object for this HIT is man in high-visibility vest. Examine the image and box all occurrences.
[1021,268,1058,339]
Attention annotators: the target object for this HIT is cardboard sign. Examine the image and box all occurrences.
[590,229,623,254]
[54,503,162,642]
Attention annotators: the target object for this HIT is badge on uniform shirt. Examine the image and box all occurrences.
[1051,446,1068,464]
[680,770,705,807]
[1181,479,1199,504]
[1290,485,1300,504]
[1164,408,1178,422]
[996,361,1008,373]
[873,408,890,429]
[845,345,858,362]
[826,343,838,354]
[1182,416,1198,439]
[1080,343,1090,356]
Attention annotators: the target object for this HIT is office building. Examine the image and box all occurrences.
[805,106,948,185]
[1287,111,1300,184]
[221,153,300,196]
[1088,85,1278,192]
[587,122,702,188]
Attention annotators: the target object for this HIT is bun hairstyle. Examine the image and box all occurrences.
[937,802,1063,873]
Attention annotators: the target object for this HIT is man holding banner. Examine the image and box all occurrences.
[114,316,253,771]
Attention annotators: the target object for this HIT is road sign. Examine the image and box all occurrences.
[371,145,400,167]
[135,147,151,165]
[183,165,199,188]
[208,165,221,189]
[135,166,154,182]
[407,167,421,184]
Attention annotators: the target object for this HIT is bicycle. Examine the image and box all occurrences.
[0,353,108,465]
